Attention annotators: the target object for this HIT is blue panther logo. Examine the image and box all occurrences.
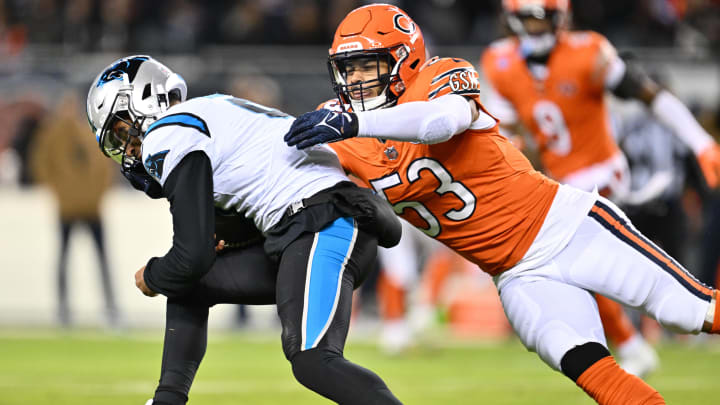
[144,149,170,180]
[96,56,149,88]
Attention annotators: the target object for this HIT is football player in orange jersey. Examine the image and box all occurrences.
[285,4,720,404]
[481,0,720,378]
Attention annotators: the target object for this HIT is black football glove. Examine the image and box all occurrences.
[284,109,358,149]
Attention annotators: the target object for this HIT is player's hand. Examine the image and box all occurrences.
[697,143,720,188]
[134,266,157,297]
[284,109,358,149]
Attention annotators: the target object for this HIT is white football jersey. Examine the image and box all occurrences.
[140,94,348,232]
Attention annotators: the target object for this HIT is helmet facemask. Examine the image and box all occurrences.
[97,89,150,172]
[506,7,563,59]
[328,47,405,112]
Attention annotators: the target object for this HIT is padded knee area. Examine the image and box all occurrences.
[560,342,612,382]
[290,348,336,382]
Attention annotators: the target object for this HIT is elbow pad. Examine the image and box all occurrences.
[418,114,459,144]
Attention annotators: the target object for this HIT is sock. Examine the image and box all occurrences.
[576,357,665,405]
[595,294,635,346]
[377,272,406,320]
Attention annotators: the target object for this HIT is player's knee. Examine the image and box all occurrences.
[560,342,611,382]
[652,293,703,333]
[289,348,342,387]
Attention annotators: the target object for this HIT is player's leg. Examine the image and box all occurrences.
[498,270,665,404]
[595,294,659,377]
[376,220,419,354]
[564,198,716,335]
[277,217,402,404]
[150,244,278,405]
[151,300,209,405]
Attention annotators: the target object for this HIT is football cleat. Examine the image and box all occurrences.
[616,335,660,378]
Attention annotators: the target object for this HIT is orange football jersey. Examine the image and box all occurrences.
[481,31,620,181]
[328,57,559,275]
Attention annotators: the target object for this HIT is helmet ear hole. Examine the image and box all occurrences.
[409,59,420,70]
[142,83,152,100]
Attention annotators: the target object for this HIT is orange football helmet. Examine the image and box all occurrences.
[328,3,426,111]
[503,0,569,57]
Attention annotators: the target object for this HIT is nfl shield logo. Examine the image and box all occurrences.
[384,146,398,160]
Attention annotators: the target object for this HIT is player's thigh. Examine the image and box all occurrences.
[499,270,606,371]
[276,217,377,359]
[556,199,712,333]
[183,244,278,306]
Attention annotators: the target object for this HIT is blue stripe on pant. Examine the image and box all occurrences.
[302,217,358,351]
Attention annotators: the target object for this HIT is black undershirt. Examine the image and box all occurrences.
[143,151,216,298]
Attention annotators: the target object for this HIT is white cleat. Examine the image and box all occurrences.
[617,335,660,378]
[379,319,414,355]
[144,400,153,405]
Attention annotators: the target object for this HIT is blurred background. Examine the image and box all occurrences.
[0,0,719,356]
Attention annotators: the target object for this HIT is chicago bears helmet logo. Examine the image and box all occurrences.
[96,56,149,88]
[393,13,415,34]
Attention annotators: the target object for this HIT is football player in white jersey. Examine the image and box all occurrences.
[86,55,404,405]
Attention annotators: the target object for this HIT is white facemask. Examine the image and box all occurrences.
[519,33,556,58]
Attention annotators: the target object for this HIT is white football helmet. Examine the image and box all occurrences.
[86,55,187,168]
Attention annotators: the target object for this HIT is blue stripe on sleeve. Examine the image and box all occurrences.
[145,113,210,137]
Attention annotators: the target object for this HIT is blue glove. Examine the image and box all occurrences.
[284,109,358,149]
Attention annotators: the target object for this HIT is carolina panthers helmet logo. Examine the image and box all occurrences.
[96,56,149,88]
[144,149,170,180]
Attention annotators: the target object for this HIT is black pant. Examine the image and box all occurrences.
[57,218,117,326]
[153,218,401,405]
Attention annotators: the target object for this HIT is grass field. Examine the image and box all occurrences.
[1,330,718,404]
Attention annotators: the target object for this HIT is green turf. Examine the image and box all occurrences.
[0,330,718,404]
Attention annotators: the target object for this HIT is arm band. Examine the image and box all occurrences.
[356,94,473,144]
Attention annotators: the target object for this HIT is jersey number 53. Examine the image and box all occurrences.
[369,158,476,237]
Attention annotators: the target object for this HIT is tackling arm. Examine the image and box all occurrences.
[355,94,478,144]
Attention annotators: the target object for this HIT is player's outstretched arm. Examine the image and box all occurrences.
[610,59,720,188]
[285,94,478,149]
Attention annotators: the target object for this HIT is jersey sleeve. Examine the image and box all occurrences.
[588,33,625,92]
[141,113,212,186]
[425,57,482,106]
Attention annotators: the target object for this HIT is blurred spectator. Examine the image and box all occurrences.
[28,90,118,328]
[228,73,283,109]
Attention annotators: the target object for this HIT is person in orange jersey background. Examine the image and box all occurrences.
[480,0,720,378]
[286,3,720,404]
